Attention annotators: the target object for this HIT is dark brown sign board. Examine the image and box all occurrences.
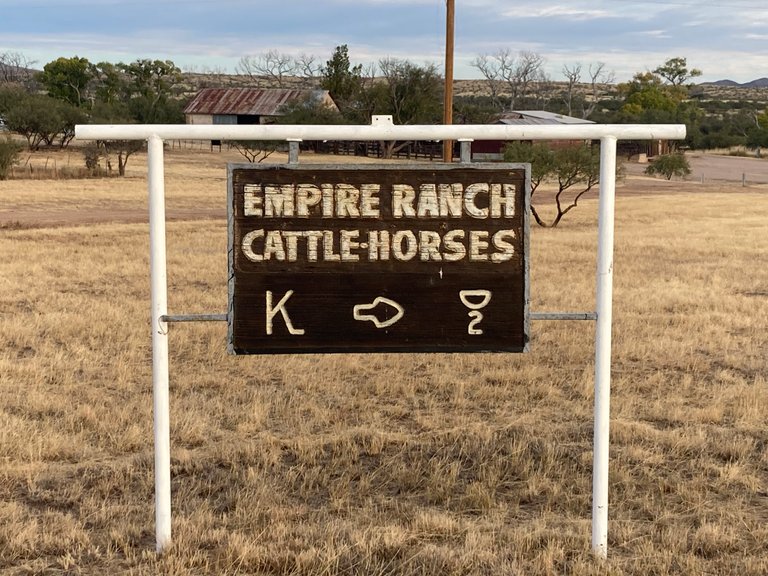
[227,163,530,354]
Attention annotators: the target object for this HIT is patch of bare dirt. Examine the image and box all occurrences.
[1,150,765,230]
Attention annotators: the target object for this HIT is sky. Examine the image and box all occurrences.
[0,0,766,84]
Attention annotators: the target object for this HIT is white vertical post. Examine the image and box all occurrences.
[148,135,172,552]
[592,135,617,558]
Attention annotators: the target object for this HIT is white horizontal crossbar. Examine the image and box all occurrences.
[75,123,685,142]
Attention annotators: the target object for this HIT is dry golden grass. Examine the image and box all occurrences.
[1,148,767,575]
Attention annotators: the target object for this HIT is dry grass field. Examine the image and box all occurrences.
[1,147,767,575]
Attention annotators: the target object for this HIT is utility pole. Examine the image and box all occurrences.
[442,0,455,163]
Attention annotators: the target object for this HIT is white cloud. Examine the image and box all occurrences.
[501,5,610,20]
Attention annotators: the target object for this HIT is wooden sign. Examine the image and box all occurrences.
[227,163,530,354]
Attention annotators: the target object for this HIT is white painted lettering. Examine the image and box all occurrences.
[263,230,286,260]
[241,229,264,262]
[296,184,322,217]
[417,184,440,217]
[340,230,361,262]
[469,230,490,261]
[305,231,323,261]
[442,229,466,261]
[368,230,390,261]
[491,230,516,262]
[439,184,463,217]
[264,184,295,217]
[464,184,489,219]
[243,184,263,216]
[266,290,305,335]
[360,184,381,218]
[335,184,360,217]
[392,185,417,217]
[392,230,418,261]
[322,230,341,261]
[418,230,442,261]
[490,184,516,218]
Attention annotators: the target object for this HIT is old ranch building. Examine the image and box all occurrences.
[183,87,338,126]
[471,111,595,161]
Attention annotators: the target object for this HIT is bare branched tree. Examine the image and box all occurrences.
[471,49,546,111]
[562,63,582,116]
[470,53,503,110]
[236,50,298,87]
[584,62,614,118]
[561,61,614,118]
[295,53,321,85]
[0,51,38,85]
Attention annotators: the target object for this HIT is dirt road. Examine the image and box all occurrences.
[1,150,765,230]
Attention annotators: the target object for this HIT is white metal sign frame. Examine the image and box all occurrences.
[75,119,686,559]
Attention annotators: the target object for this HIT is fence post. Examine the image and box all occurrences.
[459,139,473,164]
[148,135,172,553]
[592,135,617,559]
[288,139,301,164]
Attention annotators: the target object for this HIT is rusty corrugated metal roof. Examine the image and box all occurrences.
[184,88,330,116]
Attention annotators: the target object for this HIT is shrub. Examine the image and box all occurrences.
[0,136,22,180]
[645,153,692,180]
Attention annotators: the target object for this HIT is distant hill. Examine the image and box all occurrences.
[703,78,768,88]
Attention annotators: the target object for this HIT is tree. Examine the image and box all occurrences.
[0,136,22,180]
[4,94,83,150]
[321,45,367,120]
[561,62,614,118]
[236,50,319,87]
[369,58,443,158]
[504,142,603,227]
[229,140,284,163]
[471,49,546,111]
[0,51,37,86]
[654,57,702,87]
[92,61,124,105]
[644,153,691,180]
[89,101,144,176]
[119,59,183,123]
[38,56,94,107]
[277,93,345,125]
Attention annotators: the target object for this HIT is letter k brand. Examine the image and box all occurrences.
[265,290,305,335]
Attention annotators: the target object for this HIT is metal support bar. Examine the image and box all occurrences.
[76,123,686,144]
[458,139,473,164]
[591,135,618,559]
[72,120,685,561]
[287,139,301,164]
[148,135,171,553]
[161,314,227,323]
[530,312,597,321]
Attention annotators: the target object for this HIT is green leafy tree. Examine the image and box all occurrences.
[92,61,124,105]
[321,45,365,120]
[38,56,94,107]
[89,101,144,176]
[4,94,83,150]
[653,57,702,87]
[277,93,345,125]
[746,126,768,155]
[0,86,25,117]
[618,72,683,122]
[644,153,692,180]
[0,136,22,180]
[504,142,603,227]
[619,59,704,151]
[119,59,183,123]
[368,58,443,158]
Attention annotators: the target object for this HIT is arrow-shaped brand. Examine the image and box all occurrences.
[353,297,404,329]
